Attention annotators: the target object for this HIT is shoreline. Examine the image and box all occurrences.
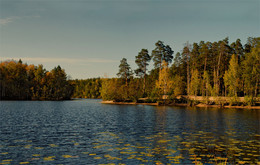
[101,101,260,109]
[101,100,159,106]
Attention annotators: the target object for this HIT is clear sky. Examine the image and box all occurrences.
[0,0,259,79]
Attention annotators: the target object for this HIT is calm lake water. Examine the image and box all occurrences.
[0,99,259,164]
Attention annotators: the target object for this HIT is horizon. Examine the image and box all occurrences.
[1,0,259,79]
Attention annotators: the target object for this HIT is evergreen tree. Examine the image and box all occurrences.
[182,43,191,95]
[135,49,151,95]
[231,39,244,61]
[152,40,174,69]
[242,47,260,97]
[117,58,133,87]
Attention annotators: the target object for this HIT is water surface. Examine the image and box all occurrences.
[0,99,259,164]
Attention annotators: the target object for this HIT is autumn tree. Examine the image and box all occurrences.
[189,69,200,98]
[224,54,239,97]
[202,71,212,98]
[0,60,73,100]
[156,61,173,99]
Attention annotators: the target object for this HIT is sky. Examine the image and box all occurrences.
[0,0,259,79]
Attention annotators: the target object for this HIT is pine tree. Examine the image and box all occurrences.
[135,49,151,96]
[242,47,260,97]
[152,40,174,69]
[117,58,133,87]
[182,43,191,95]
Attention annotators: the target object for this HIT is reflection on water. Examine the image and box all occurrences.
[0,99,259,164]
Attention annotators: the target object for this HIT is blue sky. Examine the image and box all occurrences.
[0,0,259,79]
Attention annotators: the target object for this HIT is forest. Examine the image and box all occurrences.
[0,60,74,100]
[102,37,260,106]
[0,37,259,105]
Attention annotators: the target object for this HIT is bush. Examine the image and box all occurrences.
[228,96,239,106]
[243,96,254,106]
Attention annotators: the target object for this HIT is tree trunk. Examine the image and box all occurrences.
[255,77,259,97]
[203,55,207,96]
[143,66,146,96]
[125,72,128,87]
[187,59,190,95]
[216,52,222,96]
[214,67,217,95]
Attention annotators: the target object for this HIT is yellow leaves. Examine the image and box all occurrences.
[24,145,32,149]
[104,154,122,160]
[104,154,111,158]
[1,152,8,155]
[1,131,258,165]
[74,143,79,146]
[1,160,12,164]
[32,154,41,157]
[49,144,58,147]
[1,160,12,162]
[62,155,72,158]
[157,139,170,143]
[93,144,107,149]
[19,162,29,164]
[43,156,55,161]
[62,155,78,158]
[35,147,44,149]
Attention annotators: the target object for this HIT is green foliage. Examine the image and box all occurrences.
[224,54,239,97]
[242,47,260,97]
[2,37,259,104]
[100,37,259,105]
[189,69,200,96]
[135,49,151,77]
[0,60,73,100]
[171,75,185,97]
[117,58,133,86]
[202,71,212,97]
[152,40,174,69]
[127,78,143,102]
[101,78,122,101]
[243,95,255,106]
[156,61,173,98]
[135,49,151,96]
[101,78,142,102]
[228,96,239,106]
[70,78,102,98]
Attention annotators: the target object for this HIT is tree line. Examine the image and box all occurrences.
[1,37,259,104]
[102,37,260,105]
[0,60,74,100]
[70,78,102,99]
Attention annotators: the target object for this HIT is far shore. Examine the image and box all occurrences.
[101,101,260,109]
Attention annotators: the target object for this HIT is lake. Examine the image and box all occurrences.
[0,99,259,164]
